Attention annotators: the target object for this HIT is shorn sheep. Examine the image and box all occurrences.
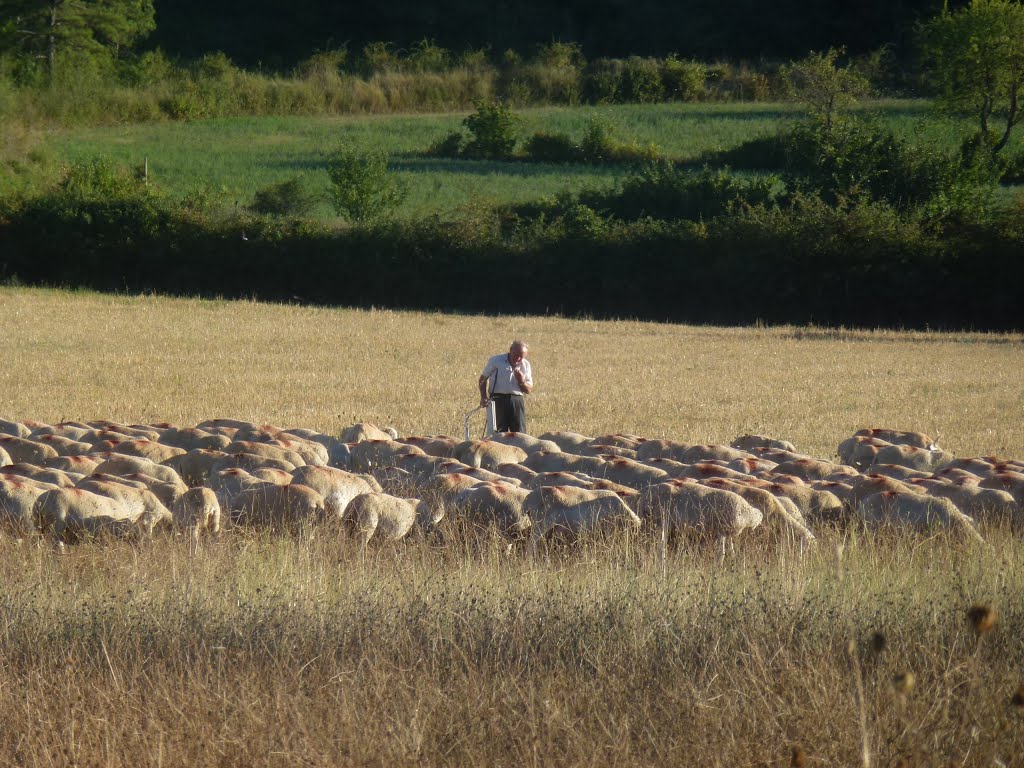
[344,492,432,546]
[172,487,221,551]
[522,485,641,544]
[0,418,1017,555]
[637,480,763,557]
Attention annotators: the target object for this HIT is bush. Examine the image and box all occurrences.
[360,42,399,76]
[700,134,790,171]
[123,49,179,87]
[533,42,585,70]
[783,117,1001,223]
[0,76,20,122]
[458,48,491,72]
[499,45,582,105]
[462,100,518,159]
[523,132,581,163]
[250,176,317,217]
[294,49,349,82]
[582,162,780,222]
[579,117,619,163]
[661,56,707,101]
[3,166,1022,330]
[193,52,240,82]
[499,62,581,105]
[1001,151,1024,184]
[59,156,150,200]
[620,57,664,103]
[18,157,170,250]
[407,39,451,73]
[325,146,408,223]
[707,62,776,101]
[781,48,871,132]
[427,131,465,158]
[581,59,624,103]
[560,203,610,239]
[579,117,660,164]
[159,83,212,120]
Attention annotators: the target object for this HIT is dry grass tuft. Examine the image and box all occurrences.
[968,603,999,635]
[1011,684,1024,708]
[892,671,916,695]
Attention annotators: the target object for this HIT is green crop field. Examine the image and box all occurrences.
[28,99,991,220]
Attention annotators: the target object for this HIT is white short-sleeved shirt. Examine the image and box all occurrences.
[482,353,533,396]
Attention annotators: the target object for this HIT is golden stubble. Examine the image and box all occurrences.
[1,286,1022,459]
[2,288,1024,767]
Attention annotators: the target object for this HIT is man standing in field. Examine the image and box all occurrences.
[479,340,534,434]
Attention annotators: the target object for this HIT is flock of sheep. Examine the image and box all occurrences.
[1,417,1023,554]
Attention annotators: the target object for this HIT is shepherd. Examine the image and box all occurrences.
[478,340,534,434]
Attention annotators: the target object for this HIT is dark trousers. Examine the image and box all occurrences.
[492,394,527,434]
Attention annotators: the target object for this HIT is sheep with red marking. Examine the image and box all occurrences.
[523,485,641,544]
[858,490,982,542]
[637,479,762,556]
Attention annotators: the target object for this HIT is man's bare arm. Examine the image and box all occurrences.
[514,369,533,395]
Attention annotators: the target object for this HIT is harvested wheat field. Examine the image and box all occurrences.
[2,288,1022,457]
[1,286,1024,767]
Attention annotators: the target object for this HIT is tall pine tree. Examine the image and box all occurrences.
[0,0,155,81]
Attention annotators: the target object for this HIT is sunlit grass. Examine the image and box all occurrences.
[1,286,1021,462]
[32,99,1011,219]
[1,286,1022,766]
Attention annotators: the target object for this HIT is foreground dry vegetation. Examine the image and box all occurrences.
[1,532,1022,766]
[1,287,1023,766]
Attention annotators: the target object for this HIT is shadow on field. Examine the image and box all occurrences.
[659,108,795,122]
[389,157,629,178]
[270,155,626,178]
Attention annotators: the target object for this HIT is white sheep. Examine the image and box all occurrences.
[172,487,221,550]
[858,490,983,542]
[291,464,381,521]
[637,480,762,557]
[522,485,641,544]
[344,492,431,546]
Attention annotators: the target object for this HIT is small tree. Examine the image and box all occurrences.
[781,48,872,136]
[921,0,1024,156]
[325,146,408,223]
[462,100,518,159]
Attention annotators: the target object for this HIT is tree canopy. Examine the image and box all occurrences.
[0,0,155,79]
[922,0,1024,154]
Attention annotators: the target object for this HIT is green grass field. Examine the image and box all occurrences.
[26,99,994,220]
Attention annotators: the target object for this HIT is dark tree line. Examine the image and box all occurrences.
[148,0,955,70]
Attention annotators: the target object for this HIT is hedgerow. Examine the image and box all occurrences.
[1,160,1020,330]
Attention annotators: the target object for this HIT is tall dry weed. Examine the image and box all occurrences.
[0,528,1020,766]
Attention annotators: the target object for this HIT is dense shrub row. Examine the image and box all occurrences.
[0,43,790,127]
[427,105,665,165]
[1,164,1020,330]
